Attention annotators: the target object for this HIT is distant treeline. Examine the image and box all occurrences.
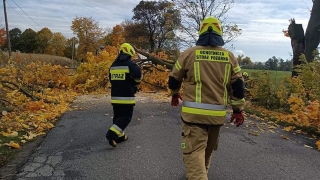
[238,55,292,71]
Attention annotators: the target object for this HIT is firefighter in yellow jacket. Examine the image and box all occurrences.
[168,16,245,180]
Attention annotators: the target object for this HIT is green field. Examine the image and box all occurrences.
[242,69,291,85]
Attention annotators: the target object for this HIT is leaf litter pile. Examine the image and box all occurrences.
[230,111,320,150]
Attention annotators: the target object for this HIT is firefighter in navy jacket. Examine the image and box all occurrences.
[106,43,142,147]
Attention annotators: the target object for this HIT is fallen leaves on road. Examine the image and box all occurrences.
[281,135,290,140]
[0,89,79,149]
[316,140,320,150]
[283,126,295,132]
[304,145,313,149]
[268,125,277,129]
[248,132,259,136]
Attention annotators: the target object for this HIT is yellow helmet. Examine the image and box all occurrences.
[119,43,135,57]
[198,16,223,36]
[243,72,249,77]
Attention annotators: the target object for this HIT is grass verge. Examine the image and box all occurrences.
[0,135,22,167]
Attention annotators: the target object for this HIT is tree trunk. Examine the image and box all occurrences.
[304,0,320,62]
[135,48,174,69]
[288,20,305,77]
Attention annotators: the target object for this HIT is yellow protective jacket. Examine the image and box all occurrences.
[169,45,245,125]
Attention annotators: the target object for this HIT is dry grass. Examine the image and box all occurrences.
[0,51,78,68]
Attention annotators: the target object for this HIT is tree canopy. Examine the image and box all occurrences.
[171,0,242,48]
[131,0,181,53]
[20,28,37,53]
[71,17,106,61]
[35,27,53,54]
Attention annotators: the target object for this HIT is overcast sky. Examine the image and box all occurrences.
[0,0,314,62]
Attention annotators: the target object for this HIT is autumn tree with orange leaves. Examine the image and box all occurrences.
[71,17,106,61]
[0,28,6,47]
[110,25,125,47]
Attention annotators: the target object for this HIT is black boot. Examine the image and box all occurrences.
[106,130,118,147]
[115,134,128,143]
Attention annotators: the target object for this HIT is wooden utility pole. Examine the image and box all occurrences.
[3,0,11,58]
[71,37,75,67]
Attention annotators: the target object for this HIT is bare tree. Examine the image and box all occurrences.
[171,0,242,49]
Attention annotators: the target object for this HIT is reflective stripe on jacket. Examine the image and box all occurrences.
[111,97,136,104]
[169,46,245,125]
[182,101,227,116]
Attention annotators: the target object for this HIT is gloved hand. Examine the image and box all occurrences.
[230,109,245,127]
[171,94,182,107]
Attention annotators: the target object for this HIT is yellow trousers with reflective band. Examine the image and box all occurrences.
[181,121,221,180]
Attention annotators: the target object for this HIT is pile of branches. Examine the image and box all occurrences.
[133,49,175,90]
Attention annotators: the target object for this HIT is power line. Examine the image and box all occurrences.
[10,0,42,28]
[301,0,311,11]
[6,0,35,29]
[0,18,4,27]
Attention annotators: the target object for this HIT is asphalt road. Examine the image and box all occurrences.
[9,93,320,180]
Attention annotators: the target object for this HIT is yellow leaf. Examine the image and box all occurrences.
[281,135,289,140]
[269,130,275,133]
[268,125,277,129]
[21,123,30,129]
[4,141,21,149]
[304,144,313,149]
[2,111,8,116]
[295,130,302,134]
[1,132,9,137]
[283,126,295,132]
[316,140,320,150]
[23,132,38,140]
[1,131,18,137]
[137,118,141,121]
[44,123,54,129]
[249,132,259,136]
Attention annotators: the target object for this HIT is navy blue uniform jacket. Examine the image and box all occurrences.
[109,54,142,106]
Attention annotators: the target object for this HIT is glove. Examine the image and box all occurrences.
[171,94,182,107]
[230,109,245,127]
